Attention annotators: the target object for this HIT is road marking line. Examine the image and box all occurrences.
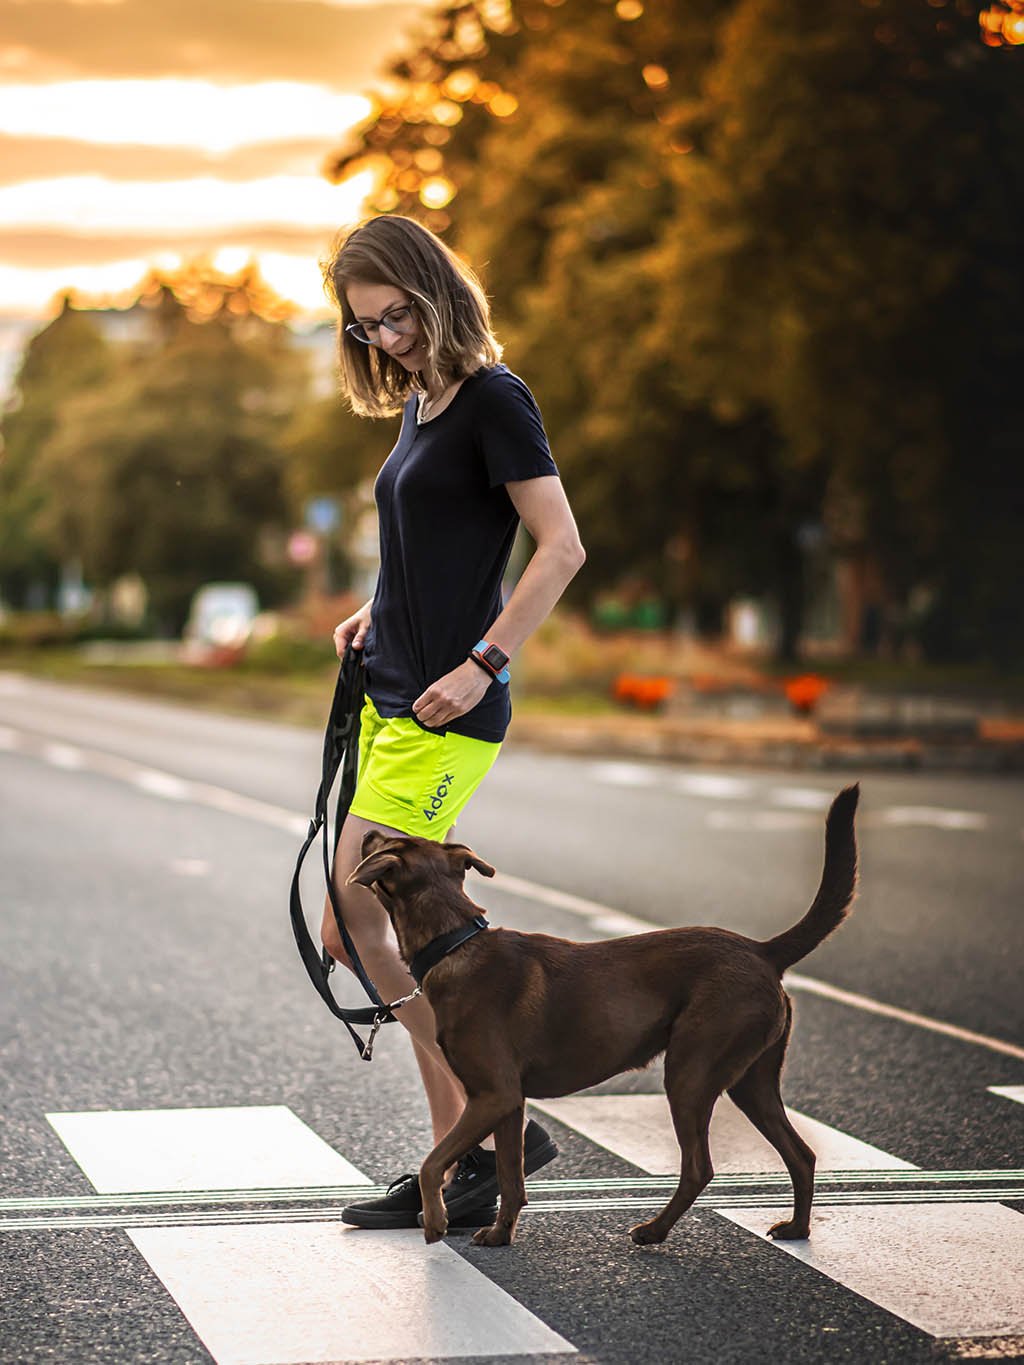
[6,1186,1024,1232]
[770,786,833,809]
[988,1085,1024,1106]
[2,1168,1020,1215]
[47,1106,371,1194]
[720,1203,1024,1339]
[127,1223,576,1364]
[170,858,210,877]
[530,1094,915,1175]
[7,725,1017,1061]
[588,760,658,787]
[706,808,817,831]
[784,974,1024,1063]
[880,806,988,831]
[42,742,84,769]
[669,772,753,799]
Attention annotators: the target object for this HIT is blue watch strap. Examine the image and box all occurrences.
[471,638,511,685]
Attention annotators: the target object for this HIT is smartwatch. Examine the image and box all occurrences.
[469,639,511,684]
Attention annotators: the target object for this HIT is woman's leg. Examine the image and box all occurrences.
[321,811,467,1144]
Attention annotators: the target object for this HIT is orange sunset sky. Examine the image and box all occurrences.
[0,0,435,321]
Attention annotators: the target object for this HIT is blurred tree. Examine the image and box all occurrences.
[330,0,1023,663]
[656,0,1024,661]
[0,298,112,608]
[34,290,309,633]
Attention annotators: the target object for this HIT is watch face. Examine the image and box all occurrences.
[482,643,509,671]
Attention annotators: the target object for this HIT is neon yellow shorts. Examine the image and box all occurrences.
[347,696,501,840]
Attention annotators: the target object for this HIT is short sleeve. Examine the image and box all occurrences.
[475,369,559,488]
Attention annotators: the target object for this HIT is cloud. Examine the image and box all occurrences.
[0,133,343,184]
[0,226,335,270]
[0,0,431,87]
[0,80,371,152]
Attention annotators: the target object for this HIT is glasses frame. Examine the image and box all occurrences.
[345,302,418,347]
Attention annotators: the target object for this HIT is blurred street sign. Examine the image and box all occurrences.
[287,531,318,566]
[305,497,341,534]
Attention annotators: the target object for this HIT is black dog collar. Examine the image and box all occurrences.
[409,915,489,986]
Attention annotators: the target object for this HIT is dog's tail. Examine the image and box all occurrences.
[759,784,860,974]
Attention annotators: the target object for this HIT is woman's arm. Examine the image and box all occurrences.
[412,476,584,728]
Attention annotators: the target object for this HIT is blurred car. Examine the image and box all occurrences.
[183,582,259,650]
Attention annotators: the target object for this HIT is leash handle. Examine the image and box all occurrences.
[288,646,398,1058]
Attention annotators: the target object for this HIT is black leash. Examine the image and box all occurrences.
[288,645,400,1059]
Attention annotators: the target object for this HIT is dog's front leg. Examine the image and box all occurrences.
[472,1105,526,1248]
[419,1096,517,1244]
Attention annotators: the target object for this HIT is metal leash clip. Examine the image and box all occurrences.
[360,987,423,1062]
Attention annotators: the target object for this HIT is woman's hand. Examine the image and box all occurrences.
[413,660,493,728]
[333,601,372,659]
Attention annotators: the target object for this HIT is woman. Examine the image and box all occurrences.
[320,214,585,1229]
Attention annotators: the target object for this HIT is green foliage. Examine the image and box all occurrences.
[0,301,113,604]
[3,285,313,632]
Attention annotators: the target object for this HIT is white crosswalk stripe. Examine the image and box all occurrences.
[721,1204,1024,1338]
[530,1094,915,1175]
[30,1100,1024,1359]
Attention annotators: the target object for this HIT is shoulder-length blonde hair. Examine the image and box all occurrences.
[321,215,502,418]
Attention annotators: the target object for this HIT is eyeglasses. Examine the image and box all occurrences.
[345,303,417,347]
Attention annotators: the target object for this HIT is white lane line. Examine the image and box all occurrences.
[492,871,623,922]
[170,858,211,877]
[770,786,833,810]
[8,725,1017,1062]
[530,1094,914,1176]
[47,1106,371,1194]
[785,974,1024,1063]
[988,1085,1024,1106]
[42,742,84,770]
[880,806,988,831]
[128,1224,576,1365]
[670,772,753,799]
[720,1203,1024,1339]
[706,809,817,831]
[135,769,189,800]
[2,728,308,836]
[588,760,658,787]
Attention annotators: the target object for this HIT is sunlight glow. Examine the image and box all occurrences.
[0,250,338,319]
[0,81,372,153]
[0,170,375,233]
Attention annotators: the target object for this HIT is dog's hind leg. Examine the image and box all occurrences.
[727,1006,815,1240]
[629,1017,739,1246]
[472,1104,526,1247]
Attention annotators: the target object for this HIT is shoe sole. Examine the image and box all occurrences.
[340,1203,498,1230]
[433,1137,559,1219]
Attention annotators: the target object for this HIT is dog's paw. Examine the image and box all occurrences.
[629,1219,668,1246]
[767,1219,809,1241]
[422,1220,448,1244]
[471,1223,513,1247]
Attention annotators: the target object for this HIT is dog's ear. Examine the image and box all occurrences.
[359,829,390,859]
[347,850,402,889]
[448,845,496,879]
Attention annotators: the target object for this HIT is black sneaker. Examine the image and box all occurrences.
[440,1119,558,1218]
[341,1172,496,1230]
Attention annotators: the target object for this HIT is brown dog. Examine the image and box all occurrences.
[348,784,859,1248]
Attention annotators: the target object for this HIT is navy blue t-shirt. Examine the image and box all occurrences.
[363,363,558,742]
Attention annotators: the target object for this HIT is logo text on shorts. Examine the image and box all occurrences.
[423,772,456,822]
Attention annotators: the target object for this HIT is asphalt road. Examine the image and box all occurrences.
[1,671,1022,1365]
